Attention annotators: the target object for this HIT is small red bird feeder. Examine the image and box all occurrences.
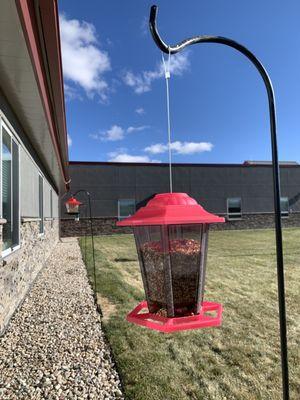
[117,192,225,332]
[65,196,83,214]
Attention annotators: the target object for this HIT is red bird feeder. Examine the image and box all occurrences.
[117,193,225,332]
[65,196,83,214]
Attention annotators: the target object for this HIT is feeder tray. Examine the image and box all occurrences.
[127,301,223,333]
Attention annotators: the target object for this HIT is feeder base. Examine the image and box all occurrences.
[127,301,223,333]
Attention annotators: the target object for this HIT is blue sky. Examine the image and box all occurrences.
[59,1,300,164]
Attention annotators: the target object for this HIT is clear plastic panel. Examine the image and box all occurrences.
[134,226,166,314]
[168,225,203,316]
[134,224,209,317]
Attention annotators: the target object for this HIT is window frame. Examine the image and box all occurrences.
[1,119,20,257]
[50,188,53,228]
[118,199,136,221]
[280,197,289,218]
[39,174,44,235]
[227,197,242,221]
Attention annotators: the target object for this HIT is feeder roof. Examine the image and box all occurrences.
[117,193,225,226]
[65,196,82,206]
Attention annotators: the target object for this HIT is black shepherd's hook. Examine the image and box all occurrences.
[72,190,97,293]
[149,5,289,400]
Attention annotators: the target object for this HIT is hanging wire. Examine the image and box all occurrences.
[161,48,173,193]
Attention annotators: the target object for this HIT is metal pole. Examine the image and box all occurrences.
[72,190,97,292]
[149,5,289,399]
[87,194,97,292]
[84,203,87,264]
[84,228,87,264]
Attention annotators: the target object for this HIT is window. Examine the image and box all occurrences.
[1,123,19,256]
[280,197,289,218]
[227,197,242,220]
[39,175,44,234]
[118,199,135,220]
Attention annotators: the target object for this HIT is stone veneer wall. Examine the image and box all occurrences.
[60,217,132,237]
[0,219,59,335]
[60,212,300,237]
[211,213,300,230]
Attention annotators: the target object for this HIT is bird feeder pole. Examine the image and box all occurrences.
[65,190,97,292]
[148,5,289,399]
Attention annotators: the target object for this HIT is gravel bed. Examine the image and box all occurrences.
[0,239,123,400]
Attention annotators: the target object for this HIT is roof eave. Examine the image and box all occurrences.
[15,0,70,191]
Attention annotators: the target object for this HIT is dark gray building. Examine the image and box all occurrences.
[60,161,300,236]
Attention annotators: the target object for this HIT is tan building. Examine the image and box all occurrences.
[0,0,69,334]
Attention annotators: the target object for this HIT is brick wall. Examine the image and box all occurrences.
[60,217,132,237]
[212,213,300,230]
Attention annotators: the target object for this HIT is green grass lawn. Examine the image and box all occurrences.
[80,228,300,400]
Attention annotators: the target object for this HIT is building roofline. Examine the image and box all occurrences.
[16,0,70,189]
[69,161,300,168]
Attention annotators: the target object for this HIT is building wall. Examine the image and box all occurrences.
[0,220,58,334]
[0,92,60,335]
[63,163,300,216]
[60,162,300,236]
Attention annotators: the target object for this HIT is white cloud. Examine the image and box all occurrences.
[135,107,145,115]
[92,125,125,141]
[90,124,149,141]
[140,16,148,36]
[145,141,213,155]
[109,154,150,162]
[107,148,127,158]
[127,125,150,133]
[123,72,150,94]
[105,125,124,141]
[67,134,72,147]
[123,52,190,94]
[59,14,111,101]
[144,143,166,154]
[64,83,82,101]
[109,154,160,163]
[171,141,213,154]
[89,133,100,140]
[108,149,160,163]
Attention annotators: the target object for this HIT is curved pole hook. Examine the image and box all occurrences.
[149,5,289,400]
